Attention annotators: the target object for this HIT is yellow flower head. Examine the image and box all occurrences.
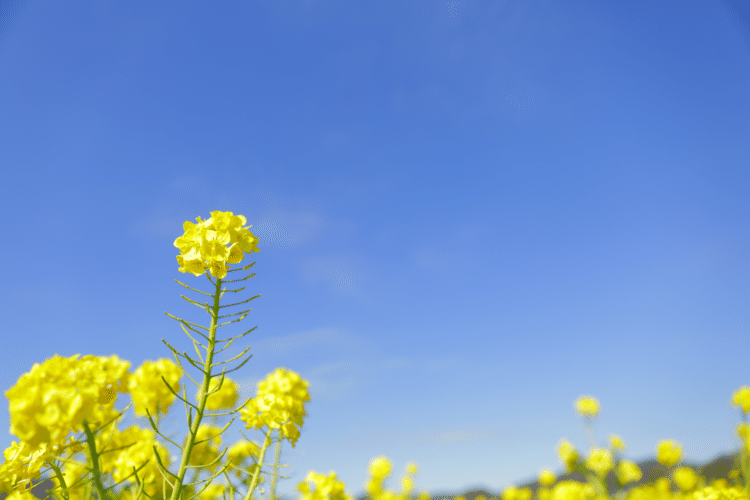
[731,386,750,414]
[538,469,556,486]
[656,439,683,468]
[405,462,419,476]
[585,448,614,477]
[95,424,174,489]
[238,367,311,448]
[128,358,184,418]
[297,471,354,500]
[548,480,596,500]
[736,422,750,442]
[557,439,580,472]
[616,460,642,485]
[4,354,130,454]
[502,485,533,500]
[575,396,600,419]
[609,434,626,452]
[368,456,393,480]
[174,210,259,279]
[0,440,60,495]
[196,374,240,410]
[672,466,699,492]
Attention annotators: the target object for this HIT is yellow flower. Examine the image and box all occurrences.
[537,487,552,500]
[4,354,129,454]
[238,367,311,448]
[405,462,419,475]
[226,440,262,473]
[557,439,580,472]
[0,441,59,495]
[616,460,642,485]
[585,448,614,477]
[100,424,174,490]
[737,422,750,441]
[672,466,699,491]
[502,485,533,500]
[656,439,683,467]
[575,396,600,419]
[609,434,626,452]
[174,210,259,279]
[692,485,747,500]
[128,358,184,418]
[368,456,393,480]
[196,482,229,500]
[548,480,596,500]
[732,386,750,413]
[196,375,240,410]
[297,471,354,500]
[538,469,556,486]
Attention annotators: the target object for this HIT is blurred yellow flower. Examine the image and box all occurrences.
[672,466,699,491]
[656,439,683,468]
[731,386,750,414]
[575,396,600,419]
[557,439,580,472]
[616,460,642,485]
[585,448,614,477]
[538,469,556,486]
[609,434,626,452]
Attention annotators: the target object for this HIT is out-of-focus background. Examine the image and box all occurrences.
[1,1,750,499]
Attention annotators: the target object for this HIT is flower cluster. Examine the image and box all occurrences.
[197,376,241,411]
[1,355,294,499]
[5,354,131,456]
[239,368,312,448]
[174,210,259,279]
[129,358,185,418]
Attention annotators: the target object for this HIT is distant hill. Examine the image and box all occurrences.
[2,448,747,500]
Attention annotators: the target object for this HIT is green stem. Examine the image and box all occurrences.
[168,274,224,500]
[243,429,275,500]
[270,429,283,500]
[584,419,596,452]
[80,420,110,500]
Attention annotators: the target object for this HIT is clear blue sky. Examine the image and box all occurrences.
[1,1,750,499]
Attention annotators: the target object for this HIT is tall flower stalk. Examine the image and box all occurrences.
[138,210,260,500]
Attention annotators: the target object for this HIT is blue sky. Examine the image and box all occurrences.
[1,0,750,499]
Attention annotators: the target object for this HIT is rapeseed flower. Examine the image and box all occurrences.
[656,439,683,468]
[672,465,700,491]
[615,459,642,485]
[557,439,581,472]
[539,469,557,486]
[732,387,750,414]
[585,447,614,477]
[575,397,600,419]
[238,367,311,448]
[609,434,625,452]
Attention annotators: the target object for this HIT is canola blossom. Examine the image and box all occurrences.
[2,210,750,500]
